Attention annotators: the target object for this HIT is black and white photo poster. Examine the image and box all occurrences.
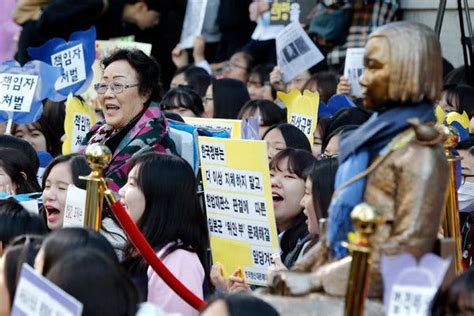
[344,48,365,98]
[276,22,324,83]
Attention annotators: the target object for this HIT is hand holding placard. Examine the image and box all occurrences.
[276,22,324,83]
[343,48,365,98]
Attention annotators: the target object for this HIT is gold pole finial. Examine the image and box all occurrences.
[439,125,464,273]
[344,203,382,316]
[80,144,112,231]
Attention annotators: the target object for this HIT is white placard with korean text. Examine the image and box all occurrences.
[0,74,38,112]
[387,285,437,316]
[62,184,87,228]
[289,113,313,138]
[51,44,87,90]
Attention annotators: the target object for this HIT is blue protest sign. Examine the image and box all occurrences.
[28,27,96,100]
[318,94,356,119]
[0,60,61,125]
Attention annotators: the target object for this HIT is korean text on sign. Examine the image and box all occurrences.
[199,137,279,286]
[51,44,87,90]
[289,114,313,138]
[72,114,91,148]
[387,285,437,316]
[270,0,316,26]
[270,0,291,24]
[0,74,38,112]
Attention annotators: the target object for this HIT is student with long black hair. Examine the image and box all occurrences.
[270,148,316,267]
[41,154,91,231]
[34,228,118,276]
[119,152,210,315]
[0,148,41,194]
[204,78,250,119]
[45,248,139,316]
[0,199,47,251]
[237,100,285,139]
[0,235,44,315]
[298,158,338,257]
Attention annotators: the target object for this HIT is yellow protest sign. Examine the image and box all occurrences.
[184,117,242,138]
[435,105,446,125]
[446,110,470,132]
[199,137,279,286]
[63,95,96,154]
[278,89,319,142]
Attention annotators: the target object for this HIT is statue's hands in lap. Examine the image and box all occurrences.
[268,270,322,296]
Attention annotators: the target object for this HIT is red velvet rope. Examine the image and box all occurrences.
[110,200,207,311]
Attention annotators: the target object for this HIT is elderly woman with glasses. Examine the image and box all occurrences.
[83,49,175,192]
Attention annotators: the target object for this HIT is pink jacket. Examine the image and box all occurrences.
[147,245,204,316]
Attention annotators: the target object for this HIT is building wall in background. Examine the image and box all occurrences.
[401,0,474,67]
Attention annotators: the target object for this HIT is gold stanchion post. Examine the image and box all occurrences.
[80,144,112,231]
[344,203,382,316]
[439,125,464,273]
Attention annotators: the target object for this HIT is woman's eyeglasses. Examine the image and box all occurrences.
[247,81,271,89]
[94,82,139,94]
[317,152,338,160]
[8,234,44,247]
[462,174,474,185]
[202,97,213,105]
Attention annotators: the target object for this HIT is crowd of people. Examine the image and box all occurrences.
[1,0,474,315]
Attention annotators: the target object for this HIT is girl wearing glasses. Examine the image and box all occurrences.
[83,49,176,192]
[204,78,250,119]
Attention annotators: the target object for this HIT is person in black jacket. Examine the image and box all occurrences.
[15,0,162,64]
[214,0,255,62]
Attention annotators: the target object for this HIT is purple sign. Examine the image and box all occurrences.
[11,264,83,316]
[241,117,260,140]
[381,253,450,316]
